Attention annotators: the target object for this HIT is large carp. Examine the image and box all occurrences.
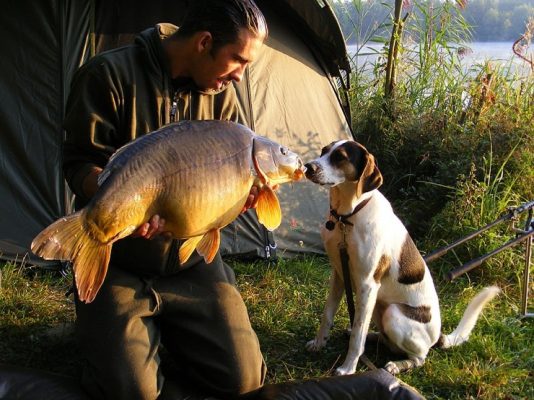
[32,120,305,303]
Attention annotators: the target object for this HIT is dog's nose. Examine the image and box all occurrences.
[304,162,318,178]
[304,162,316,172]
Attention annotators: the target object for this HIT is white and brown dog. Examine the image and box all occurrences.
[304,140,499,375]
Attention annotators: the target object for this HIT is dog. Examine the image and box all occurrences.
[304,140,500,375]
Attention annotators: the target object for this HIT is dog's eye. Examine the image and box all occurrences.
[280,146,288,156]
[330,148,348,163]
[320,143,334,157]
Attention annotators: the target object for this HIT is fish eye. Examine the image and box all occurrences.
[280,146,288,155]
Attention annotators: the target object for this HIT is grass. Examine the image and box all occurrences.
[0,263,77,376]
[1,251,533,399]
[233,257,534,400]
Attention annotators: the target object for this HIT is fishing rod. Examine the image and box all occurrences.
[446,227,532,281]
[424,199,533,318]
[424,199,534,264]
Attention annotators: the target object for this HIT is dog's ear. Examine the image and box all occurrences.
[356,151,383,197]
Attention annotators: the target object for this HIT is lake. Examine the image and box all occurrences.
[347,42,532,75]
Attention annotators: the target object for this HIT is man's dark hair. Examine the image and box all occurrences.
[176,0,268,54]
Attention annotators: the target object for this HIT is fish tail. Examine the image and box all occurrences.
[31,210,111,303]
[31,211,84,261]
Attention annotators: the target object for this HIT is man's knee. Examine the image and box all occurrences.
[210,358,266,398]
[81,362,161,400]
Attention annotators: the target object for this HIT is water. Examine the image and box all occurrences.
[457,42,518,61]
[347,42,532,75]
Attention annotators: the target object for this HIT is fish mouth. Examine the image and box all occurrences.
[251,138,306,184]
[292,160,307,181]
[292,169,305,181]
[266,163,306,184]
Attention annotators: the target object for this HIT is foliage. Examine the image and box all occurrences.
[463,0,534,41]
[346,0,533,240]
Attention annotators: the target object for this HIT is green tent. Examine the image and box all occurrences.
[0,0,353,265]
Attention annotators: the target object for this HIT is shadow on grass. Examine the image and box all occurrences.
[0,322,81,377]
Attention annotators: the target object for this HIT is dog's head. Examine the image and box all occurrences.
[304,140,383,197]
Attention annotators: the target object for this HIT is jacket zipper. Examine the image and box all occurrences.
[170,92,178,122]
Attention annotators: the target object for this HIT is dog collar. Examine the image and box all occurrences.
[326,197,371,231]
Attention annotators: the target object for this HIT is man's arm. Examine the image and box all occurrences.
[63,61,122,206]
[80,166,102,200]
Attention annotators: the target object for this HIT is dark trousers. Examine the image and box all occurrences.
[75,251,266,400]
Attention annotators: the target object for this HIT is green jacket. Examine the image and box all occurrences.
[64,23,240,206]
[63,23,241,274]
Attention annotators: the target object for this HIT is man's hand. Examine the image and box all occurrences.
[242,186,259,213]
[131,215,171,239]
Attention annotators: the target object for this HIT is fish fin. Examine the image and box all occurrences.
[74,244,111,303]
[196,229,220,264]
[31,211,111,303]
[256,186,282,231]
[179,235,203,265]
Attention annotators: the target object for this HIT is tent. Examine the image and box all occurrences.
[0,0,353,265]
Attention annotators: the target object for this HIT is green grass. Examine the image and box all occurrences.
[1,254,532,399]
[233,257,534,400]
[0,263,78,376]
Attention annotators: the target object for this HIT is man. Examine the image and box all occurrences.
[62,1,268,399]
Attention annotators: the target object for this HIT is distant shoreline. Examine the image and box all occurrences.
[346,42,531,74]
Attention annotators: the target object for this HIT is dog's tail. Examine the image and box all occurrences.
[438,286,500,349]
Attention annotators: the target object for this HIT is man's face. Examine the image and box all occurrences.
[192,28,263,91]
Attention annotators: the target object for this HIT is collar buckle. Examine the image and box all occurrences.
[325,197,371,231]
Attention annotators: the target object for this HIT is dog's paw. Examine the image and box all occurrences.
[384,361,400,375]
[334,364,356,376]
[305,338,326,352]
